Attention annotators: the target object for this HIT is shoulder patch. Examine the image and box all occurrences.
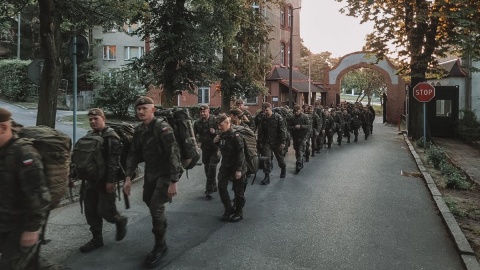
[235,133,240,137]
[22,159,34,166]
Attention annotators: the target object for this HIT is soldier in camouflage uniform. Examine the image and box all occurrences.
[333,108,345,146]
[288,105,310,173]
[361,105,372,140]
[257,103,287,184]
[323,109,335,149]
[314,102,325,153]
[0,108,63,270]
[193,105,219,200]
[342,108,352,143]
[235,99,254,129]
[305,105,321,158]
[229,108,249,128]
[76,108,128,253]
[351,106,362,142]
[124,97,184,269]
[213,114,246,222]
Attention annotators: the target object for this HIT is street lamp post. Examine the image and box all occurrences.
[288,7,301,109]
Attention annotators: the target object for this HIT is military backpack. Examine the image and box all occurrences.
[232,125,259,175]
[105,121,135,178]
[155,108,200,170]
[13,126,72,210]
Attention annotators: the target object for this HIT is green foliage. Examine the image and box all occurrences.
[439,161,472,190]
[341,68,387,104]
[91,69,146,118]
[299,51,339,83]
[444,197,467,218]
[0,60,37,101]
[415,137,425,148]
[426,144,447,169]
[458,109,480,142]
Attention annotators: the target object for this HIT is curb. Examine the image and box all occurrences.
[403,134,480,270]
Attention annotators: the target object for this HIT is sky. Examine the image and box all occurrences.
[300,0,374,57]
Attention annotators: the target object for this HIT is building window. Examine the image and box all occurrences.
[288,7,292,28]
[103,45,116,60]
[198,87,210,104]
[436,100,452,117]
[124,46,144,60]
[287,44,291,67]
[280,7,285,26]
[245,96,258,105]
[280,42,285,66]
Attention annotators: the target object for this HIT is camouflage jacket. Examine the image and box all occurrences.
[216,128,246,173]
[193,115,219,152]
[288,113,310,140]
[0,135,51,232]
[126,118,183,183]
[257,113,287,145]
[241,109,255,129]
[324,115,336,131]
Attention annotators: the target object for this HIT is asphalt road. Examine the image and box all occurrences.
[38,119,465,270]
[0,99,88,142]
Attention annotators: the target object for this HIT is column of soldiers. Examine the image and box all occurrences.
[0,98,376,269]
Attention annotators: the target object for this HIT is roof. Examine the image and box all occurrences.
[439,59,467,77]
[267,66,325,93]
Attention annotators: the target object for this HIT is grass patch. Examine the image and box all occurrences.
[58,114,90,130]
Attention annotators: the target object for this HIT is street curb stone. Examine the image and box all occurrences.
[403,134,480,270]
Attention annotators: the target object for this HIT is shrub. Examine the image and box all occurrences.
[415,137,425,148]
[426,144,447,169]
[0,60,37,101]
[90,69,145,119]
[458,109,480,142]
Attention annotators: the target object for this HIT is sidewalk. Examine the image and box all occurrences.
[434,137,480,186]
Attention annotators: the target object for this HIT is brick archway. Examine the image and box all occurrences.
[323,51,407,124]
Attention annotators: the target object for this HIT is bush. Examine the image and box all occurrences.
[0,60,37,101]
[458,109,480,142]
[426,144,447,169]
[415,137,425,148]
[91,69,145,119]
[439,160,472,190]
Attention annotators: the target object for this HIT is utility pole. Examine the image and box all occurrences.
[17,13,20,59]
[288,6,301,108]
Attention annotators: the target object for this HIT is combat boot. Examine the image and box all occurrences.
[144,244,168,268]
[116,217,128,241]
[280,167,286,178]
[230,198,244,222]
[261,173,270,185]
[79,236,104,253]
[305,155,309,162]
[221,207,234,222]
[347,138,350,143]
[295,162,302,173]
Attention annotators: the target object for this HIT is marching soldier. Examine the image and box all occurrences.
[351,106,362,142]
[361,105,372,140]
[288,105,310,173]
[213,114,246,222]
[342,108,352,143]
[314,102,325,153]
[235,99,254,129]
[257,103,287,184]
[193,105,220,200]
[324,109,335,149]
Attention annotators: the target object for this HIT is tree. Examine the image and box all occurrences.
[1,0,144,127]
[337,0,480,139]
[299,51,339,83]
[341,68,386,104]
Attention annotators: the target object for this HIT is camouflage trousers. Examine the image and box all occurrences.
[143,174,171,248]
[217,167,245,212]
[201,149,220,193]
[259,143,286,173]
[84,184,125,237]
[292,138,306,165]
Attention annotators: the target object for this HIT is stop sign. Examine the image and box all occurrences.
[413,82,435,102]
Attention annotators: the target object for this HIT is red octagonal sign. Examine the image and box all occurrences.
[413,82,435,102]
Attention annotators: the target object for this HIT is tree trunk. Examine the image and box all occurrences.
[37,0,62,128]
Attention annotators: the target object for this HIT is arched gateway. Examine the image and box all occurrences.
[323,51,407,124]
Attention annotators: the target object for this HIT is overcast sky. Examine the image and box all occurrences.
[299,0,374,57]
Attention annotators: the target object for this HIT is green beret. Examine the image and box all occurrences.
[135,96,154,107]
[0,107,12,122]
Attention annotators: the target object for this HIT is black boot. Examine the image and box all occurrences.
[295,162,302,173]
[305,155,309,162]
[144,244,168,268]
[347,139,350,143]
[280,167,286,178]
[354,136,358,142]
[261,173,270,185]
[221,207,234,222]
[230,197,244,222]
[79,235,104,253]
[116,217,128,241]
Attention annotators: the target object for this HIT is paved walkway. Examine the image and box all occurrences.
[434,137,480,186]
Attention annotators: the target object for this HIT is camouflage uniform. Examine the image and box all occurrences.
[305,109,321,158]
[351,109,362,142]
[0,135,51,270]
[314,107,325,153]
[333,110,344,145]
[257,112,287,174]
[288,111,310,172]
[324,113,335,149]
[194,115,220,196]
[77,127,127,251]
[216,127,246,221]
[342,111,352,143]
[126,118,183,251]
[361,108,372,140]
